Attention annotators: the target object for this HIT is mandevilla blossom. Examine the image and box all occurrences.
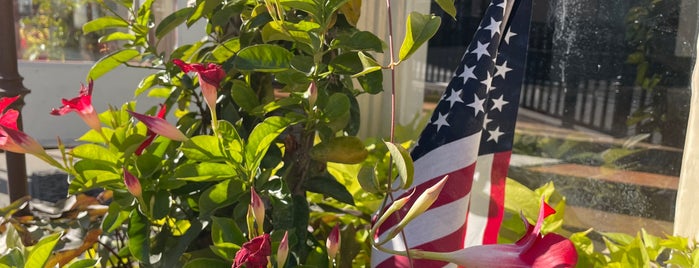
[128,109,188,142]
[172,59,225,114]
[0,96,26,153]
[122,168,142,197]
[276,231,289,268]
[1,124,46,156]
[50,79,102,133]
[233,234,271,268]
[250,187,265,233]
[134,104,168,156]
[411,197,578,267]
[327,224,341,261]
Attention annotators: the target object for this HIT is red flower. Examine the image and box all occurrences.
[172,59,225,113]
[327,224,341,260]
[233,234,271,268]
[51,79,102,133]
[128,109,188,142]
[123,168,142,197]
[134,104,168,155]
[412,197,578,267]
[0,96,25,153]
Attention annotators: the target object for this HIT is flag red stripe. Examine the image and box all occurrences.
[375,221,470,268]
[482,151,511,244]
[374,164,475,238]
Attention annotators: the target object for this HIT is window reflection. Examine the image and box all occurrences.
[426,0,693,236]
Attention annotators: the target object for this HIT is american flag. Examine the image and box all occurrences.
[372,0,532,267]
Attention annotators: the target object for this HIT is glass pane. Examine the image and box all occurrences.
[425,0,694,236]
[16,0,120,61]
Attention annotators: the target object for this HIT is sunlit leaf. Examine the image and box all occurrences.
[156,7,194,39]
[26,232,62,268]
[128,210,150,263]
[245,116,293,171]
[233,44,293,72]
[435,0,457,20]
[399,12,441,61]
[198,179,246,218]
[82,16,128,34]
[310,136,368,164]
[384,141,413,189]
[88,49,140,80]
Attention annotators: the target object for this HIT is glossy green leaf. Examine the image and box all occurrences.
[357,163,381,194]
[231,80,260,112]
[331,31,384,52]
[352,51,382,77]
[82,16,128,34]
[134,73,159,97]
[187,0,220,26]
[357,68,383,94]
[328,52,363,75]
[67,259,99,268]
[99,32,136,43]
[384,141,414,189]
[310,136,368,164]
[26,232,62,268]
[128,210,151,263]
[261,20,320,46]
[399,12,441,61]
[160,220,204,267]
[211,216,246,246]
[198,179,246,218]
[102,202,131,233]
[245,116,293,171]
[150,190,171,220]
[0,248,25,268]
[279,0,319,16]
[503,178,540,220]
[174,162,239,181]
[211,38,241,61]
[156,7,194,39]
[304,174,355,205]
[88,49,140,80]
[435,0,457,20]
[233,44,293,72]
[71,143,119,163]
[181,135,226,161]
[323,93,350,132]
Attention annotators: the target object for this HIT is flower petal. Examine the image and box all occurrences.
[520,233,578,268]
[0,96,20,112]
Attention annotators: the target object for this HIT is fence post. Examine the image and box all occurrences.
[0,0,31,205]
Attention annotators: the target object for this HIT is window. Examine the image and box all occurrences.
[426,0,694,236]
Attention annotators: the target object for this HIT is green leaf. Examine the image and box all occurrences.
[134,73,159,97]
[71,143,119,164]
[99,32,136,43]
[357,68,383,94]
[352,51,382,77]
[279,0,319,16]
[67,259,99,268]
[261,20,321,46]
[231,80,260,112]
[0,195,30,218]
[211,216,246,246]
[181,135,226,161]
[384,141,414,189]
[128,210,151,263]
[187,0,221,26]
[150,190,171,220]
[601,232,636,246]
[435,0,457,20]
[357,163,381,194]
[82,16,129,34]
[399,12,441,61]
[304,174,355,205]
[88,49,140,80]
[245,116,293,171]
[504,178,540,220]
[174,162,239,181]
[233,44,293,72]
[26,232,62,268]
[0,248,25,268]
[323,93,350,131]
[198,179,246,218]
[331,31,384,52]
[310,136,368,164]
[211,38,241,61]
[156,7,194,39]
[102,202,131,233]
[328,52,363,75]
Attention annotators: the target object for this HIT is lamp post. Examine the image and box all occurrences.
[0,0,31,204]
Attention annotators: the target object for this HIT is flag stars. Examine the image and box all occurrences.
[504,30,518,44]
[467,94,485,116]
[483,18,502,38]
[480,72,493,89]
[491,95,509,111]
[483,115,493,129]
[446,89,464,108]
[432,112,450,132]
[470,41,490,61]
[458,64,477,85]
[494,61,512,79]
[487,127,505,143]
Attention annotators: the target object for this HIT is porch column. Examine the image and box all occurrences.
[0,0,31,203]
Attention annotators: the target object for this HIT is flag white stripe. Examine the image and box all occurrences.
[371,193,471,266]
[464,153,495,247]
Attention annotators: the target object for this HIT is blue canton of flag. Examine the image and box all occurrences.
[372,0,532,267]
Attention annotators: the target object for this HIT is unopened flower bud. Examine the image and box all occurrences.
[276,231,289,268]
[123,168,142,197]
[327,224,341,260]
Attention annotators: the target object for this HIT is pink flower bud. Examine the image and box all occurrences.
[123,168,142,197]
[326,224,341,260]
[128,110,188,142]
[276,231,289,268]
[250,188,265,231]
